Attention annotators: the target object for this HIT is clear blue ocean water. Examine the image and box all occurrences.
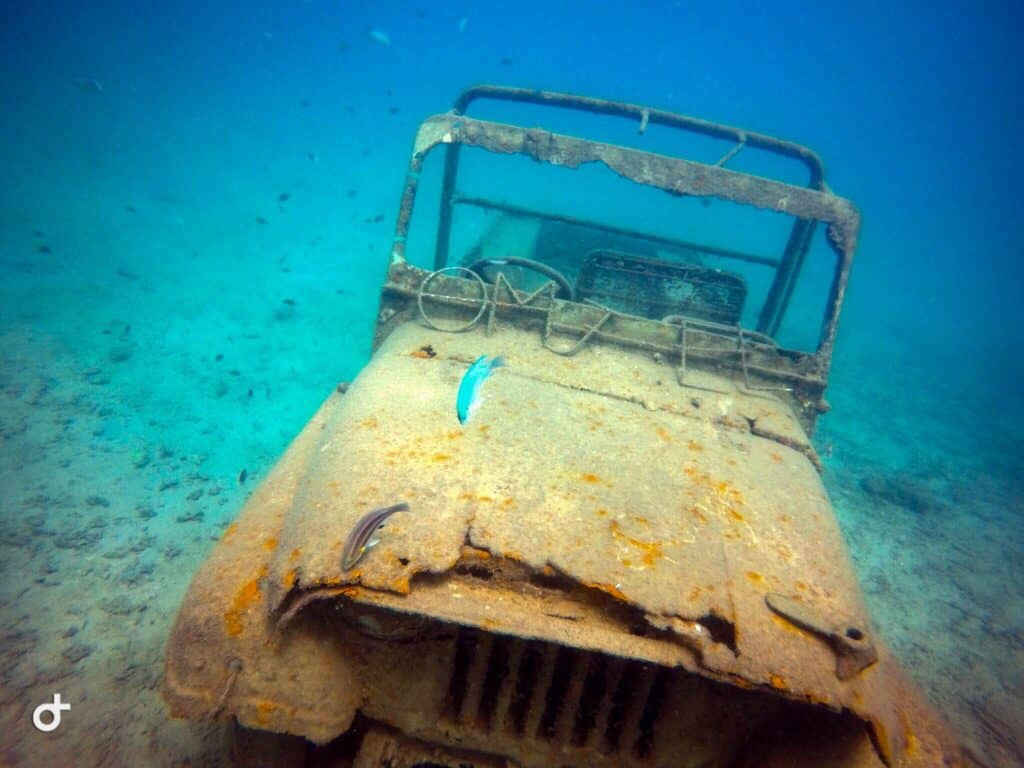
[1,1,1020,765]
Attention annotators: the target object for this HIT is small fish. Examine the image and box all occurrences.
[456,355,505,424]
[369,27,391,46]
[342,502,410,570]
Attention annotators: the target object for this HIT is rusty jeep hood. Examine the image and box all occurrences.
[164,322,961,765]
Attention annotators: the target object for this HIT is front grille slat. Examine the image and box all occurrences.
[618,664,658,753]
[458,632,494,724]
[586,656,624,752]
[523,643,560,739]
[493,638,526,732]
[553,650,592,742]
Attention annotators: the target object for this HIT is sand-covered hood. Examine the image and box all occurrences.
[268,324,875,701]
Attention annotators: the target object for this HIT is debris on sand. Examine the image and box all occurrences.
[369,27,391,46]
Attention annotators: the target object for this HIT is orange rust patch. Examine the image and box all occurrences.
[769,673,786,690]
[596,508,608,517]
[254,700,278,726]
[288,548,301,562]
[262,537,278,551]
[688,586,702,601]
[609,520,664,567]
[587,581,629,602]
[222,523,238,540]
[770,613,812,638]
[225,565,268,637]
[410,345,437,359]
[356,416,378,429]
[446,430,462,440]
[478,424,490,433]
[656,425,672,442]
[687,440,703,451]
[432,453,451,462]
[501,497,515,508]
[689,506,708,524]
[580,472,602,484]
[745,571,764,584]
[770,452,783,462]
[728,507,745,522]
[283,568,297,589]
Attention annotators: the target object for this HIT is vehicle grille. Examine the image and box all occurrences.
[441,627,669,761]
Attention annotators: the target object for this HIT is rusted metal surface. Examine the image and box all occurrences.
[164,90,963,767]
[392,110,859,381]
[164,321,963,765]
[450,85,828,188]
[377,260,830,439]
[163,394,362,745]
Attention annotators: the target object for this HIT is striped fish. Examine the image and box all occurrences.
[342,502,410,571]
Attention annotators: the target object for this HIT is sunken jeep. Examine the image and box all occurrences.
[164,86,961,767]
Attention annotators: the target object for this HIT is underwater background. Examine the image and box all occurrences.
[0,0,1020,765]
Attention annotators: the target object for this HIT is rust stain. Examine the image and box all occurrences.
[609,520,663,567]
[262,537,278,551]
[222,523,238,540]
[687,440,703,451]
[288,547,301,562]
[580,472,602,484]
[770,613,813,638]
[770,452,783,462]
[478,424,490,433]
[225,565,268,637]
[356,416,378,429]
[446,430,462,440]
[745,571,764,584]
[432,452,451,462]
[656,425,672,442]
[253,700,278,726]
[688,586,702,601]
[283,568,297,589]
[769,673,786,690]
[587,581,630,602]
[410,345,437,359]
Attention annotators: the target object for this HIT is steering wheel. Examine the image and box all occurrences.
[466,257,575,301]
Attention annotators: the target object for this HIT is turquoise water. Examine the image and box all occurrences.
[1,1,1020,765]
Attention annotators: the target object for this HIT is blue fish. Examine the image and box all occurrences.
[456,355,505,424]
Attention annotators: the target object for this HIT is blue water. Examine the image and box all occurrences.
[1,1,1020,765]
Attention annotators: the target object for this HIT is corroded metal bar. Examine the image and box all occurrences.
[493,638,525,733]
[524,644,560,739]
[618,664,657,753]
[553,651,592,742]
[459,632,494,724]
[451,85,827,189]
